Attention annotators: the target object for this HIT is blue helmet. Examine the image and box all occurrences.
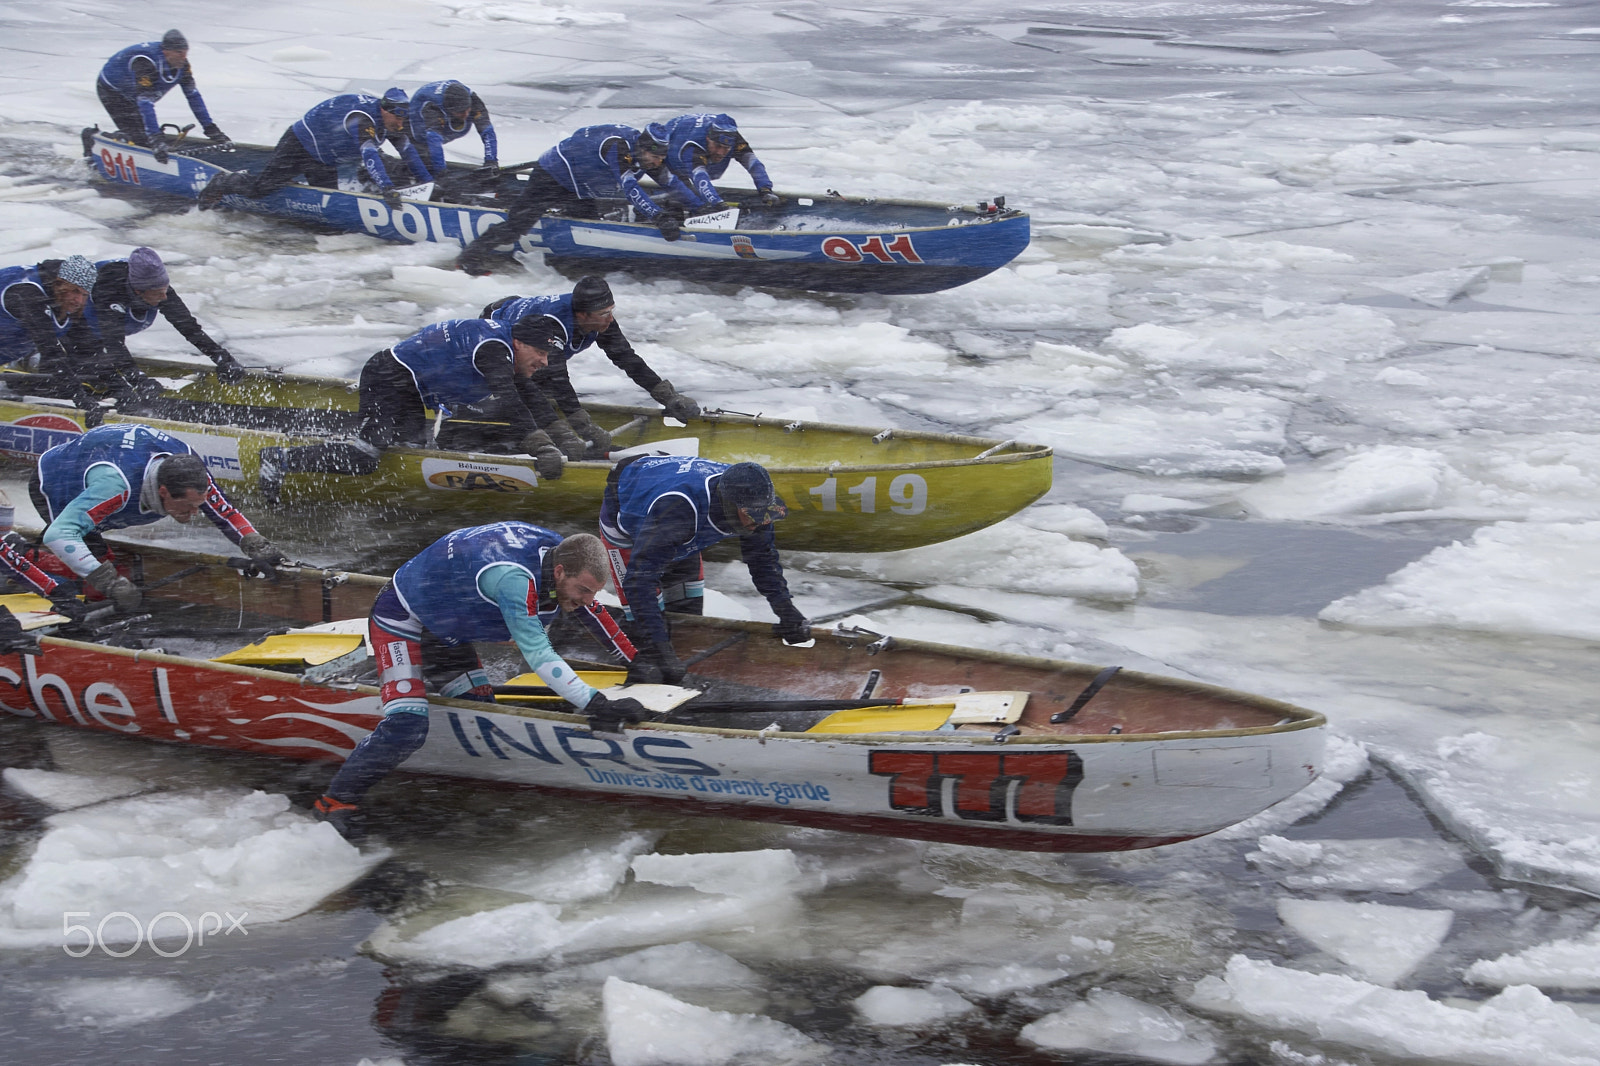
[706,113,739,148]
[379,87,409,116]
[635,122,670,157]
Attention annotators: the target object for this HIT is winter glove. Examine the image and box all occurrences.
[626,641,687,686]
[85,561,141,613]
[757,187,780,206]
[239,533,290,569]
[648,379,701,421]
[46,589,89,622]
[202,124,231,147]
[772,603,811,644]
[211,350,247,385]
[565,408,613,455]
[382,187,404,209]
[655,212,682,242]
[585,691,648,734]
[150,136,169,165]
[545,418,588,462]
[520,429,565,480]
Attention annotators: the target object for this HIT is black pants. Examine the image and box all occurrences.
[216,127,338,200]
[97,81,151,145]
[459,166,590,267]
[272,350,424,476]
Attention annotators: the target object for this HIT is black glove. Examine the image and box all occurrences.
[239,533,289,569]
[382,187,403,209]
[85,561,141,613]
[655,212,682,242]
[211,350,247,385]
[648,379,701,421]
[150,136,169,165]
[758,187,780,206]
[772,604,811,644]
[565,408,612,455]
[585,691,648,734]
[521,429,565,480]
[545,418,588,462]
[626,642,687,686]
[46,590,88,621]
[202,124,231,147]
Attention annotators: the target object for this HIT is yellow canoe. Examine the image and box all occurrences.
[0,359,1051,552]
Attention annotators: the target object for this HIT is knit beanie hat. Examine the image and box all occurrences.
[127,247,169,290]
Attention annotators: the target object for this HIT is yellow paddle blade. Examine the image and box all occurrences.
[807,704,955,735]
[495,669,631,703]
[0,592,72,630]
[212,632,365,667]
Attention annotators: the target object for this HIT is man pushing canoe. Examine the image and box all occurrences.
[0,424,286,613]
[310,522,646,837]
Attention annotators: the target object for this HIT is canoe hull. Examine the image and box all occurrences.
[86,131,1030,295]
[0,542,1327,853]
[0,393,1053,553]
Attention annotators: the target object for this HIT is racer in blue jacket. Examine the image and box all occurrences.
[0,424,285,612]
[661,113,778,212]
[481,275,700,459]
[310,523,644,834]
[599,456,809,684]
[256,316,569,502]
[97,30,227,161]
[457,123,695,275]
[407,80,497,181]
[198,90,427,208]
[0,256,97,374]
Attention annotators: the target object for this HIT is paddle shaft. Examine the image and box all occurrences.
[491,683,907,715]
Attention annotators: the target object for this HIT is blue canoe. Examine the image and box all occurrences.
[84,128,1030,295]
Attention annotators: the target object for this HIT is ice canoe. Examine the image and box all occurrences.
[0,540,1326,853]
[84,128,1030,294]
[0,359,1052,553]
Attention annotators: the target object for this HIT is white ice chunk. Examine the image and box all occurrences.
[789,523,1141,604]
[1467,924,1600,990]
[0,789,384,949]
[1240,446,1456,520]
[2,767,150,810]
[1021,989,1219,1065]
[1372,265,1489,307]
[932,963,1069,996]
[387,901,567,969]
[630,849,809,899]
[42,977,201,1028]
[1321,521,1600,642]
[853,985,975,1026]
[1277,898,1453,985]
[1189,955,1600,1066]
[1247,835,1463,892]
[602,977,823,1066]
[568,942,762,990]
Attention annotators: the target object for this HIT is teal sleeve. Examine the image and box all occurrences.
[477,563,598,709]
[42,464,131,577]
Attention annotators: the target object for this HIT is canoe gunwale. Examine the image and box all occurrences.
[87,130,1028,235]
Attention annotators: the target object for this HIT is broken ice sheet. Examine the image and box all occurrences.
[1247,835,1464,892]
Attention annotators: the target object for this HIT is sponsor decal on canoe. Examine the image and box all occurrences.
[869,749,1085,825]
[732,235,759,259]
[821,234,924,264]
[167,430,242,481]
[419,457,540,492]
[0,413,82,459]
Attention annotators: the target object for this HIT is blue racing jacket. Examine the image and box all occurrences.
[407,80,498,178]
[0,265,74,363]
[37,424,257,575]
[98,42,215,139]
[662,113,773,209]
[392,522,634,706]
[536,124,693,221]
[388,318,516,413]
[292,93,427,190]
